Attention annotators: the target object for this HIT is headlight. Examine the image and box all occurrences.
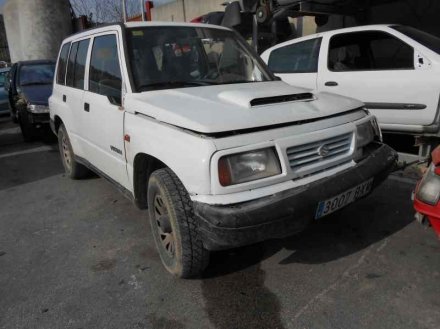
[27,104,49,113]
[416,164,440,205]
[356,117,381,148]
[218,147,281,186]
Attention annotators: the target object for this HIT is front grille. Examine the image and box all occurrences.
[286,133,353,174]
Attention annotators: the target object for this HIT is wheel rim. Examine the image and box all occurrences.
[61,134,72,172]
[153,193,175,258]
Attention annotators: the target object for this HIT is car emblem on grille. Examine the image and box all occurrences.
[317,144,331,157]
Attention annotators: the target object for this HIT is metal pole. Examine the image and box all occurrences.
[140,0,145,21]
[182,0,187,22]
[122,0,127,22]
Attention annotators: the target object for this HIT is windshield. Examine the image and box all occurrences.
[19,64,55,86]
[392,26,440,54]
[126,26,274,92]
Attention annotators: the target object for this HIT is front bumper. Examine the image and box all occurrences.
[194,143,398,250]
[414,197,440,238]
[25,111,50,125]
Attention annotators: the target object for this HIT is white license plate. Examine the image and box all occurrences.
[315,178,374,219]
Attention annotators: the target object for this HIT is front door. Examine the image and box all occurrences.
[317,30,439,131]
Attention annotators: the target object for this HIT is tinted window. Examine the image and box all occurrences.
[66,42,79,87]
[73,39,90,89]
[392,25,440,55]
[268,38,322,73]
[19,64,55,86]
[89,35,122,101]
[56,43,71,85]
[329,31,414,71]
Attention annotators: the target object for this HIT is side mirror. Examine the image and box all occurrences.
[108,95,122,106]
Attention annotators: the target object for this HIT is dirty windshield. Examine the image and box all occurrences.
[126,26,274,92]
[19,64,55,86]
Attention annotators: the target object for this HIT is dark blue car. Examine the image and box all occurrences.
[5,60,55,141]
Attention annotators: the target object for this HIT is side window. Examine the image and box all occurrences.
[369,35,414,70]
[268,38,322,74]
[73,39,90,89]
[56,43,71,85]
[66,42,79,87]
[89,34,122,104]
[329,31,414,72]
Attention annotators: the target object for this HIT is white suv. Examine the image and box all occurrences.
[262,25,440,139]
[50,22,397,278]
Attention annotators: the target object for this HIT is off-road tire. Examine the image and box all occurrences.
[58,124,89,179]
[148,168,209,278]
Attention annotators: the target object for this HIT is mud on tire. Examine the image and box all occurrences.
[147,168,209,278]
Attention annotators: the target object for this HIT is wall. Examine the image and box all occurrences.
[0,15,10,62]
[3,0,72,63]
[152,0,226,22]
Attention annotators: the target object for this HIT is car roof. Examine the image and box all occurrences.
[62,21,231,43]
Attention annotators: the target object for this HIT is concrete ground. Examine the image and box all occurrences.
[0,116,439,329]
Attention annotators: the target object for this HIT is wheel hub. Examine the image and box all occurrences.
[153,194,175,257]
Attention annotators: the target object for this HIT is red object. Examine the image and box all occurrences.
[414,197,440,239]
[146,1,154,21]
[191,16,203,23]
[218,158,232,186]
[124,134,131,142]
[413,145,440,239]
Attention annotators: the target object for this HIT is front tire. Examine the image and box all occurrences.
[58,124,89,179]
[148,168,209,278]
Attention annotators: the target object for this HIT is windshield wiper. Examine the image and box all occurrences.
[138,80,215,92]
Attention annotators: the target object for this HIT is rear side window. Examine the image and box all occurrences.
[66,42,79,87]
[329,31,414,72]
[89,34,122,103]
[73,39,90,89]
[65,39,90,89]
[268,38,322,74]
[56,43,71,85]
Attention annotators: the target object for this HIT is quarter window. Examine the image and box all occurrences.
[56,43,70,85]
[268,38,322,74]
[89,35,122,103]
[328,31,414,72]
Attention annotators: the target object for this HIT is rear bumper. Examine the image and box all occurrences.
[194,143,398,250]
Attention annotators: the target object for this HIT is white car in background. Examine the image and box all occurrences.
[261,25,440,145]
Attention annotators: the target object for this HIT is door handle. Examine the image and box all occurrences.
[84,103,90,112]
[63,95,67,102]
[325,81,338,87]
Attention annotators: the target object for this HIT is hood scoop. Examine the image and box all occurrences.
[250,93,315,107]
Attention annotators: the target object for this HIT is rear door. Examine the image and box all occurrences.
[62,38,90,157]
[80,32,128,187]
[317,29,439,131]
[263,37,322,90]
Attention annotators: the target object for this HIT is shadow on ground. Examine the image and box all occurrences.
[201,179,414,329]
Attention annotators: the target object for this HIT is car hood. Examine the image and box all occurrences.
[19,84,53,106]
[125,81,364,134]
